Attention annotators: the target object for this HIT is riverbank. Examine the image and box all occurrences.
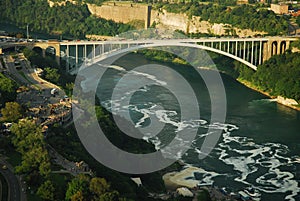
[138,50,300,112]
[237,78,300,112]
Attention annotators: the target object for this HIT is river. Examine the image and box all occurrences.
[93,53,300,201]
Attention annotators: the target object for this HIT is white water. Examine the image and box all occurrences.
[96,64,300,201]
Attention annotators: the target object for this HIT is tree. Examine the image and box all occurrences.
[37,180,55,200]
[65,175,90,201]
[0,73,17,104]
[10,119,43,153]
[71,191,84,201]
[10,118,51,178]
[0,102,22,122]
[89,177,110,196]
[65,82,74,97]
[44,67,60,84]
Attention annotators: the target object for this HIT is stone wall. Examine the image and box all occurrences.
[270,4,289,15]
[87,2,151,29]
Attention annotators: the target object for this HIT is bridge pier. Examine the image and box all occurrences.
[263,39,291,63]
[31,42,61,66]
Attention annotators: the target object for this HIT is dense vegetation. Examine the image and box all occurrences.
[65,174,123,201]
[47,107,167,200]
[9,118,54,199]
[236,51,300,102]
[156,3,289,35]
[0,102,23,122]
[0,72,18,105]
[0,0,133,39]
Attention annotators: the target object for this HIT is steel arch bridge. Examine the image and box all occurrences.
[58,37,296,73]
[1,36,297,73]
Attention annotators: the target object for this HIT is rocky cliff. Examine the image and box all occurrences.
[47,1,266,37]
[151,9,266,37]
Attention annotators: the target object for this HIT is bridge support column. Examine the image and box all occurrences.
[93,44,96,60]
[263,41,271,63]
[286,41,290,50]
[84,45,87,64]
[227,41,230,53]
[255,42,258,66]
[75,44,78,68]
[251,41,254,65]
[66,45,70,72]
[259,40,262,65]
[243,41,246,60]
[55,45,60,65]
[235,41,238,56]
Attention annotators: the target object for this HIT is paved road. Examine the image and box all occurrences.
[4,56,28,85]
[19,57,58,90]
[0,158,25,201]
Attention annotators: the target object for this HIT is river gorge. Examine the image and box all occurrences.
[93,53,300,201]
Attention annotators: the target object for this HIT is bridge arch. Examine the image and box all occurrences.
[280,41,286,54]
[45,46,57,59]
[271,41,278,56]
[32,46,43,56]
[82,41,257,72]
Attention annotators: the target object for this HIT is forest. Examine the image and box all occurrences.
[0,0,133,39]
[0,72,18,105]
[236,51,300,103]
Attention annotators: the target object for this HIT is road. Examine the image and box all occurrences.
[18,56,58,89]
[47,145,91,177]
[0,158,26,201]
[4,56,28,85]
[3,54,58,90]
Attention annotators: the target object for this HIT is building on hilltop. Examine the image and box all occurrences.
[270,3,289,14]
[237,0,249,4]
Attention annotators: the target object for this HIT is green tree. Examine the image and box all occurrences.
[44,67,60,84]
[65,175,90,201]
[71,191,84,201]
[37,180,55,200]
[65,82,74,97]
[0,102,22,122]
[10,119,51,178]
[89,177,110,196]
[0,73,17,104]
[10,119,43,153]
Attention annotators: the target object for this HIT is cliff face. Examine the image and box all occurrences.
[87,2,151,29]
[151,9,266,37]
[46,1,266,36]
